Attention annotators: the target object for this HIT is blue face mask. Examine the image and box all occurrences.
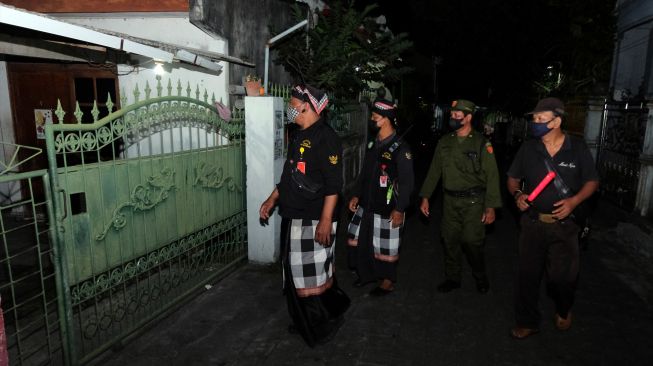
[530,120,554,138]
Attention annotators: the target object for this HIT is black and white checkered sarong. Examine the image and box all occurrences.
[346,207,364,246]
[288,219,337,297]
[347,207,401,262]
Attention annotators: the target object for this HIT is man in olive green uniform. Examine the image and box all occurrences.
[419,99,501,293]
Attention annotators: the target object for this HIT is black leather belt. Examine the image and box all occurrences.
[444,187,485,198]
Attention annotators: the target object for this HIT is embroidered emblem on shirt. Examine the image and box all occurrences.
[405,152,412,160]
[367,141,374,149]
[485,142,494,154]
[301,139,312,149]
[382,152,392,160]
[329,155,338,165]
[558,162,576,168]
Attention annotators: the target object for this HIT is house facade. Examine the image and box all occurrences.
[610,0,653,100]
[601,0,653,217]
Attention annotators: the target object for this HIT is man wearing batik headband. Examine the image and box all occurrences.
[259,83,349,347]
[346,99,414,296]
[419,99,501,295]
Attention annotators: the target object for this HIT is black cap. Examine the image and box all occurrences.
[451,99,476,114]
[528,97,565,115]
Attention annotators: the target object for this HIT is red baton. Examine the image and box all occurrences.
[527,171,556,204]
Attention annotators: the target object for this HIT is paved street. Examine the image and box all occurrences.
[96,196,653,366]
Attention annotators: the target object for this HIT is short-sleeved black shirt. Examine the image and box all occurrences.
[352,132,415,216]
[277,118,343,220]
[507,134,599,213]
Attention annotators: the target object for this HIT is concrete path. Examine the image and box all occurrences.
[96,198,653,366]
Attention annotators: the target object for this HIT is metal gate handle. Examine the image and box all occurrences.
[57,187,68,220]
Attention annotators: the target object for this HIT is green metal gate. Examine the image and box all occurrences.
[1,149,65,365]
[42,79,247,364]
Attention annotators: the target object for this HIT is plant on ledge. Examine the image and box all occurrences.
[244,74,263,96]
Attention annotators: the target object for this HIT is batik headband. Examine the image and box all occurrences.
[372,99,397,120]
[291,84,329,115]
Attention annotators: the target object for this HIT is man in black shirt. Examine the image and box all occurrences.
[506,97,599,339]
[346,99,414,296]
[259,84,349,347]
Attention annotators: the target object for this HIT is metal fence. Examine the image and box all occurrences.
[1,77,248,365]
[597,101,648,211]
[1,166,64,366]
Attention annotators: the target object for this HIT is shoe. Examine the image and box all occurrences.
[510,327,540,339]
[555,312,572,331]
[353,278,375,288]
[369,286,393,296]
[437,280,461,293]
[475,278,490,294]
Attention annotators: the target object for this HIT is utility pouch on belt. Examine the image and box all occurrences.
[290,168,324,200]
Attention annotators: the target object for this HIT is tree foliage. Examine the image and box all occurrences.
[531,0,616,99]
[383,0,615,111]
[275,0,413,101]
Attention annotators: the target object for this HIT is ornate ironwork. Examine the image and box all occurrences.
[52,94,243,154]
[45,77,247,364]
[73,211,246,304]
[194,161,243,191]
[597,103,648,211]
[95,167,177,241]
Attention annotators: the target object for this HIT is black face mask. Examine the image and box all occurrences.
[369,119,381,132]
[449,117,464,130]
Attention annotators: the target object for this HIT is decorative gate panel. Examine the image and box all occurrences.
[45,80,247,364]
[597,102,648,211]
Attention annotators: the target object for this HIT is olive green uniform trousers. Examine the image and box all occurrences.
[441,195,486,282]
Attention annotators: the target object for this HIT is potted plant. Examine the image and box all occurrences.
[244,74,263,96]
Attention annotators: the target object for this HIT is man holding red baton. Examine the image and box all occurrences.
[507,97,599,339]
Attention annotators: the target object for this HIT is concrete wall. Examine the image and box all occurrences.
[0,61,22,204]
[55,14,230,160]
[244,97,285,263]
[636,103,653,217]
[616,0,653,33]
[190,0,299,87]
[56,13,229,107]
[611,0,653,217]
[612,0,653,100]
[611,26,653,100]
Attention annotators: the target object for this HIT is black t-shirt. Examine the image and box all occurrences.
[352,132,414,216]
[277,119,343,220]
[507,134,599,213]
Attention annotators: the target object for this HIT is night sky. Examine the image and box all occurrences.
[355,0,615,113]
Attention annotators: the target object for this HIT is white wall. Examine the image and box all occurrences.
[124,126,227,158]
[612,26,652,100]
[0,62,15,149]
[57,13,229,107]
[245,97,285,263]
[56,14,231,159]
[0,61,22,204]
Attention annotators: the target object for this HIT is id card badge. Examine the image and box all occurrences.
[379,175,388,187]
[297,161,306,174]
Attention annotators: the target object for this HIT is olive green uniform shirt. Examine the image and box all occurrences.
[419,131,502,208]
